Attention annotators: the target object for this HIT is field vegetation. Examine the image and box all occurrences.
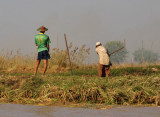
[0,45,160,107]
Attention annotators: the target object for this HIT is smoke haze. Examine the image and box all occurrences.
[0,0,160,62]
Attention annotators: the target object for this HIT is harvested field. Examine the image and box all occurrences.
[0,65,160,106]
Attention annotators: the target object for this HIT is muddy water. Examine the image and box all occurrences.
[0,104,159,117]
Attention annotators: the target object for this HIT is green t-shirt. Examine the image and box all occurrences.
[35,33,51,52]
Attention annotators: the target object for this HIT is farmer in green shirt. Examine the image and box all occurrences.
[34,26,51,76]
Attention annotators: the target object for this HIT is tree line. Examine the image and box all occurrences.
[105,41,159,64]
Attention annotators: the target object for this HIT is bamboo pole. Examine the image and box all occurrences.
[64,33,73,75]
[109,40,126,55]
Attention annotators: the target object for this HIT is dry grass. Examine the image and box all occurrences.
[0,43,90,73]
[0,73,159,106]
[0,48,160,106]
[0,45,160,106]
[0,43,159,74]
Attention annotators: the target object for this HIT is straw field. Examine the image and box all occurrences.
[0,45,160,107]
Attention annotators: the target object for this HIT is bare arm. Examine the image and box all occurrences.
[47,44,50,52]
[107,50,110,57]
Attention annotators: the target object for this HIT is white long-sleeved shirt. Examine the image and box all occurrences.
[96,46,110,65]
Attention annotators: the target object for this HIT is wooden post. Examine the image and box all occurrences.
[64,33,73,75]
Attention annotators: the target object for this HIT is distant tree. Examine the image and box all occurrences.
[104,41,128,64]
[133,49,158,63]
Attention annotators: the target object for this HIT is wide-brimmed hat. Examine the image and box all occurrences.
[37,26,48,32]
[96,42,101,46]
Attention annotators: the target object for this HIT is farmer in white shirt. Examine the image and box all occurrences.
[95,42,111,77]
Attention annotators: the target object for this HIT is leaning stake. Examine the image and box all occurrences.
[64,33,73,75]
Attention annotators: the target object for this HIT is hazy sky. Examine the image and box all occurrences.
[0,0,160,62]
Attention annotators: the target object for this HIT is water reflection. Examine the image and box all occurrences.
[0,104,159,117]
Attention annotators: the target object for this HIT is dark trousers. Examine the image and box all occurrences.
[98,64,110,77]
